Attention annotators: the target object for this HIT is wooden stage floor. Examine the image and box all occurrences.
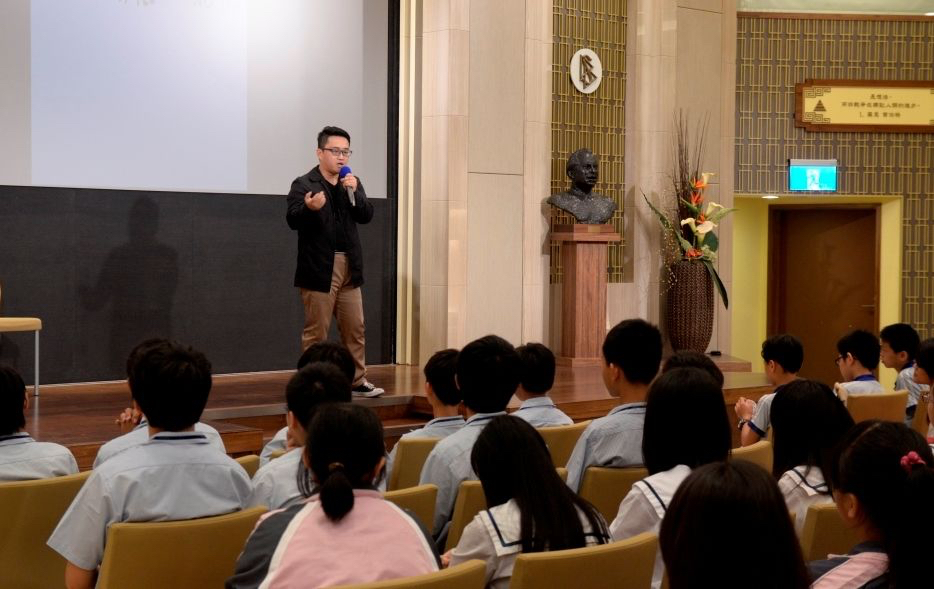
[26,363,772,470]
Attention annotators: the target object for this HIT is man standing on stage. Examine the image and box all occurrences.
[286,125,383,397]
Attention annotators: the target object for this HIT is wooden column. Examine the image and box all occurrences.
[550,224,621,366]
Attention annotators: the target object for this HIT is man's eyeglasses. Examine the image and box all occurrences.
[834,355,844,365]
[322,148,352,157]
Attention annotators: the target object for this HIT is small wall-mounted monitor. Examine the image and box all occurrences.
[789,159,837,192]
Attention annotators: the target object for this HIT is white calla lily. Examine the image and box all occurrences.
[704,202,724,216]
[695,220,716,234]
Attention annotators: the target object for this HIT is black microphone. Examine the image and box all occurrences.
[339,165,355,206]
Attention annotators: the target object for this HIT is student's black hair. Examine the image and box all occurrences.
[516,342,556,395]
[660,461,810,589]
[770,379,854,481]
[127,339,212,431]
[760,334,804,374]
[836,329,881,371]
[456,335,520,414]
[288,362,352,430]
[879,323,921,364]
[643,368,731,474]
[827,421,934,588]
[317,125,351,148]
[296,341,355,381]
[471,415,608,553]
[423,348,461,406]
[306,403,385,522]
[917,338,934,375]
[0,365,27,436]
[602,319,662,385]
[661,351,724,387]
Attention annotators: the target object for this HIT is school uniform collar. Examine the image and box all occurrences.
[423,415,465,428]
[133,418,149,431]
[905,360,915,369]
[0,432,34,446]
[517,397,556,410]
[853,374,878,382]
[608,402,647,415]
[149,431,209,444]
[465,412,507,426]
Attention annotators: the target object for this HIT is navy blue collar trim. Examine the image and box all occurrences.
[151,433,207,441]
[853,374,877,382]
[0,433,31,443]
[429,416,464,424]
[638,479,668,512]
[485,508,607,548]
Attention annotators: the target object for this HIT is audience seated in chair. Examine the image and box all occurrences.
[565,319,662,492]
[0,364,78,481]
[447,415,608,588]
[660,461,810,589]
[249,362,352,509]
[512,343,572,427]
[880,323,928,425]
[48,339,252,589]
[915,338,934,439]
[661,350,723,387]
[734,334,803,447]
[228,403,440,588]
[832,329,883,403]
[610,367,731,589]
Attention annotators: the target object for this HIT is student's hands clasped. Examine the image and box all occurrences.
[734,397,756,421]
[115,407,142,433]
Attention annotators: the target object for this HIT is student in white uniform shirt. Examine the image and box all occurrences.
[916,338,934,438]
[258,341,357,466]
[734,334,803,447]
[48,340,252,589]
[769,379,854,534]
[833,329,884,402]
[385,349,464,482]
[0,365,78,481]
[447,415,608,588]
[512,343,572,428]
[609,367,732,589]
[250,361,351,509]
[880,323,929,425]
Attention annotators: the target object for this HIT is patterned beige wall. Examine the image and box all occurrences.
[551,0,627,283]
[736,16,934,338]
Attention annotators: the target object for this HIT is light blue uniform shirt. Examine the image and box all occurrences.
[259,426,289,466]
[565,402,647,492]
[93,419,226,468]
[48,431,252,570]
[513,396,573,427]
[418,412,506,535]
[0,433,78,481]
[249,446,305,510]
[385,415,465,482]
[897,363,928,409]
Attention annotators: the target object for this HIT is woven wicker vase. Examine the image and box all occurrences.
[665,259,714,353]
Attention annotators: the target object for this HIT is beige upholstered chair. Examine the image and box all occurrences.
[536,420,591,467]
[0,282,42,395]
[267,448,287,461]
[800,502,860,561]
[847,390,908,424]
[235,454,261,478]
[910,393,930,437]
[578,466,649,522]
[445,480,487,552]
[96,506,267,589]
[384,484,438,531]
[510,531,658,589]
[0,470,92,589]
[331,560,487,589]
[731,439,774,474]
[387,437,441,491]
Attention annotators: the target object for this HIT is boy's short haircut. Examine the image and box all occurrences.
[127,339,212,431]
[286,362,353,430]
[456,335,520,414]
[836,329,881,371]
[0,365,27,436]
[602,319,663,385]
[296,341,356,381]
[917,339,934,375]
[423,349,461,406]
[879,323,921,363]
[760,334,804,374]
[662,351,724,387]
[516,343,556,395]
[317,125,351,148]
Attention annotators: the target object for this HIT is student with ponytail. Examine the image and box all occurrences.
[810,421,934,588]
[228,404,439,589]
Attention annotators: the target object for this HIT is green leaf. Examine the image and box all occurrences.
[702,259,729,309]
[643,192,694,255]
[679,197,700,215]
[706,207,738,224]
[705,231,719,253]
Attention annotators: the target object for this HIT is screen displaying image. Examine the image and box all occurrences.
[788,162,837,192]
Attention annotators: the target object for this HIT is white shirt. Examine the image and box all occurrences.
[896,364,928,417]
[565,403,647,492]
[513,397,573,428]
[835,377,884,403]
[0,433,78,481]
[609,465,691,589]
[93,419,226,468]
[778,466,832,535]
[385,416,465,482]
[249,446,306,510]
[260,426,289,466]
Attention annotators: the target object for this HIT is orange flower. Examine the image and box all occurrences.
[698,213,706,223]
[692,178,707,189]
[686,248,703,259]
[690,191,703,205]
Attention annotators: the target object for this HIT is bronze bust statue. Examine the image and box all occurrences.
[547,149,617,224]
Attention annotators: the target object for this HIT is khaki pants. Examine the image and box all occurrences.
[300,254,366,387]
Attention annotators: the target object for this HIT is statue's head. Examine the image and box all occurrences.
[566,149,598,192]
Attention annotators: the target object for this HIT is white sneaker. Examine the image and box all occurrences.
[352,380,385,398]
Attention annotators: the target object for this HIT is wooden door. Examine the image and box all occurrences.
[768,206,879,386]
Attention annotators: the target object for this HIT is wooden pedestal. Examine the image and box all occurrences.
[550,224,621,366]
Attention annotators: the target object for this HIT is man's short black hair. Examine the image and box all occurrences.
[286,362,353,430]
[296,341,355,382]
[761,334,804,374]
[0,365,26,436]
[424,349,461,406]
[456,335,520,414]
[516,343,556,395]
[662,351,724,387]
[317,125,351,148]
[837,329,881,371]
[602,319,662,385]
[127,339,212,431]
[917,338,934,375]
[880,323,921,363]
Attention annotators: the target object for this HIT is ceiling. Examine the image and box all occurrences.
[738,0,934,15]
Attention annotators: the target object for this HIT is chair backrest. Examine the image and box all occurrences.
[0,470,92,589]
[511,531,658,589]
[800,502,860,562]
[384,484,438,531]
[730,440,774,474]
[445,480,487,552]
[235,454,261,478]
[910,395,930,437]
[388,437,441,491]
[268,448,287,461]
[331,559,487,589]
[96,506,267,589]
[536,420,591,467]
[847,390,909,424]
[578,466,649,522]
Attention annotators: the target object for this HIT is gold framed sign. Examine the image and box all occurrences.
[795,79,934,133]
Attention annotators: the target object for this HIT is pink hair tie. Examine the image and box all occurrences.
[899,451,925,473]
